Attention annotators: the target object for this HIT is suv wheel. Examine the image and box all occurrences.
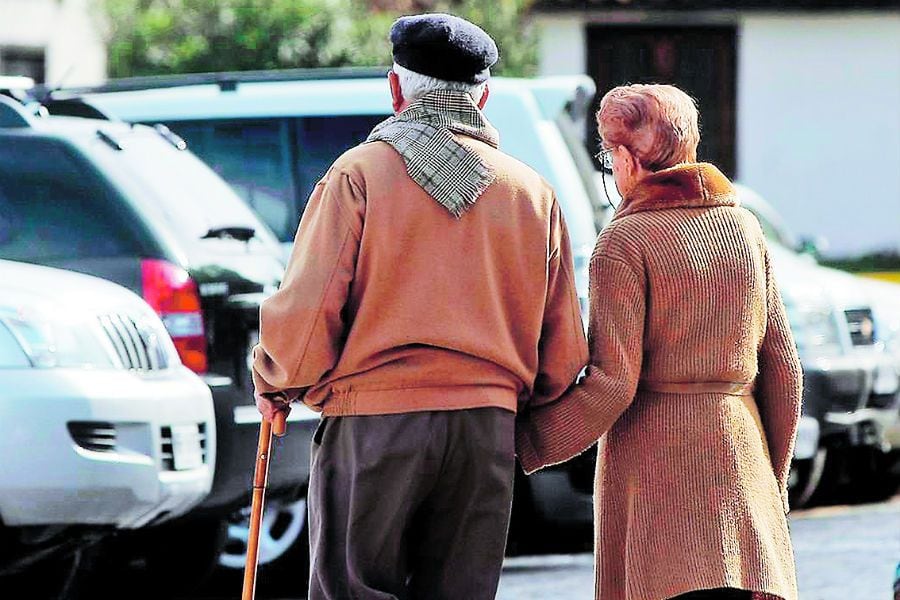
[788,447,828,508]
[217,497,310,594]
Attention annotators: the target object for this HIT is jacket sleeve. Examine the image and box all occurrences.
[528,199,590,409]
[251,168,365,405]
[756,249,803,512]
[516,247,645,475]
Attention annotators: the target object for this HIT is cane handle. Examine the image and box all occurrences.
[273,411,287,437]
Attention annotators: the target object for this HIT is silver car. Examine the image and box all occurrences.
[0,260,215,592]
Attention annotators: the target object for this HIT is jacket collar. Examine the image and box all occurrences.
[614,162,738,220]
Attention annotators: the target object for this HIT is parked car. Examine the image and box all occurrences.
[0,259,215,597]
[737,184,900,502]
[35,69,602,557]
[0,95,318,591]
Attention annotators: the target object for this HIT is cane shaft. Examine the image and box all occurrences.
[242,486,267,600]
[242,413,282,600]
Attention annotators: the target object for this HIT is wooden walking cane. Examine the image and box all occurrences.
[242,409,287,600]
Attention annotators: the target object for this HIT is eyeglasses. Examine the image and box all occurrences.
[595,147,615,174]
[594,147,620,210]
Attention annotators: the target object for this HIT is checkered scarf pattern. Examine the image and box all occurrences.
[366,90,500,218]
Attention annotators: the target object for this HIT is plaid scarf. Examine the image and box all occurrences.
[366,90,500,218]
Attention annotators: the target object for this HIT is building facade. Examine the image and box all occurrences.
[534,1,900,257]
[0,0,106,86]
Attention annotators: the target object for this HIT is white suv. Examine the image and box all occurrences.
[0,260,215,592]
[737,185,900,503]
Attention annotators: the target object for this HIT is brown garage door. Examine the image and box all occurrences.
[587,26,736,178]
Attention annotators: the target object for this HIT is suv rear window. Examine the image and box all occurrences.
[89,128,274,246]
[0,136,141,262]
[167,119,297,241]
[163,115,386,242]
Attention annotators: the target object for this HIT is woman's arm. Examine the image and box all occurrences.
[756,250,803,512]
[516,252,646,475]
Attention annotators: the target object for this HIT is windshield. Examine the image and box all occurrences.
[555,111,615,231]
[738,189,801,252]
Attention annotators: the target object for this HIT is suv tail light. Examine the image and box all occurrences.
[141,259,208,373]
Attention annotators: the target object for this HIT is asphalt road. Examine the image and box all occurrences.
[193,498,900,600]
[495,499,900,600]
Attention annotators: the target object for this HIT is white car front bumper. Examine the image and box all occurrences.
[0,366,215,529]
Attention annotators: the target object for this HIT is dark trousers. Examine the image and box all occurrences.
[307,407,515,600]
[670,590,754,599]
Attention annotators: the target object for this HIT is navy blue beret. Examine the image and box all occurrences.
[391,13,499,84]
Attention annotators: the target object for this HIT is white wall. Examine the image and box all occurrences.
[536,14,586,76]
[0,0,106,85]
[737,13,900,257]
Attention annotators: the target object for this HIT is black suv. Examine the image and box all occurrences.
[0,96,314,591]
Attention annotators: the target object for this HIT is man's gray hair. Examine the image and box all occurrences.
[393,63,488,104]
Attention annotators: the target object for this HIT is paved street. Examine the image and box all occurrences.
[199,497,899,600]
[496,499,900,600]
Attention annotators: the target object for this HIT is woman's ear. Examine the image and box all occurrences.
[620,145,636,176]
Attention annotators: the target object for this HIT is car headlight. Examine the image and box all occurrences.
[0,306,114,369]
[784,301,844,359]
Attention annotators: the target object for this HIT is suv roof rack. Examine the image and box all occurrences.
[0,94,34,128]
[39,66,390,98]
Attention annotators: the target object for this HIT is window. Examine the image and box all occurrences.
[164,115,387,243]
[165,119,297,242]
[294,115,387,217]
[1,47,46,83]
[0,137,140,262]
[92,129,268,244]
[746,206,798,251]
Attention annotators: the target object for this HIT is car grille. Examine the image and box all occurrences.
[68,422,117,452]
[159,423,209,471]
[868,392,899,410]
[844,309,876,346]
[98,314,170,371]
[827,392,866,413]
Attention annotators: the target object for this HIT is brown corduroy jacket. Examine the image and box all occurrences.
[517,163,802,600]
[252,137,588,418]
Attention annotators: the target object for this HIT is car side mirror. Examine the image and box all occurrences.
[798,236,828,259]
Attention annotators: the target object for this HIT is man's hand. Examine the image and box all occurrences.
[255,391,292,423]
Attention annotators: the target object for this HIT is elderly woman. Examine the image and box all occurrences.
[516,84,802,600]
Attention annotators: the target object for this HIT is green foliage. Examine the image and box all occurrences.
[99,0,539,78]
[103,0,352,77]
[341,0,540,77]
[444,0,540,78]
[821,251,900,273]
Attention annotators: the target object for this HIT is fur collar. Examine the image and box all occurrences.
[614,163,737,220]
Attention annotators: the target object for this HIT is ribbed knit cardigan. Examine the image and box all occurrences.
[515,163,802,600]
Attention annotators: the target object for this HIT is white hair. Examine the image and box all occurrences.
[393,63,488,104]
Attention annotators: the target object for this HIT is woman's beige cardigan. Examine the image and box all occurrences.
[516,163,802,600]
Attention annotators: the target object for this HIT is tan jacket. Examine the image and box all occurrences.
[252,137,588,417]
[517,163,802,600]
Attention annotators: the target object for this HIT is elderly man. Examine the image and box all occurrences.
[253,13,587,599]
